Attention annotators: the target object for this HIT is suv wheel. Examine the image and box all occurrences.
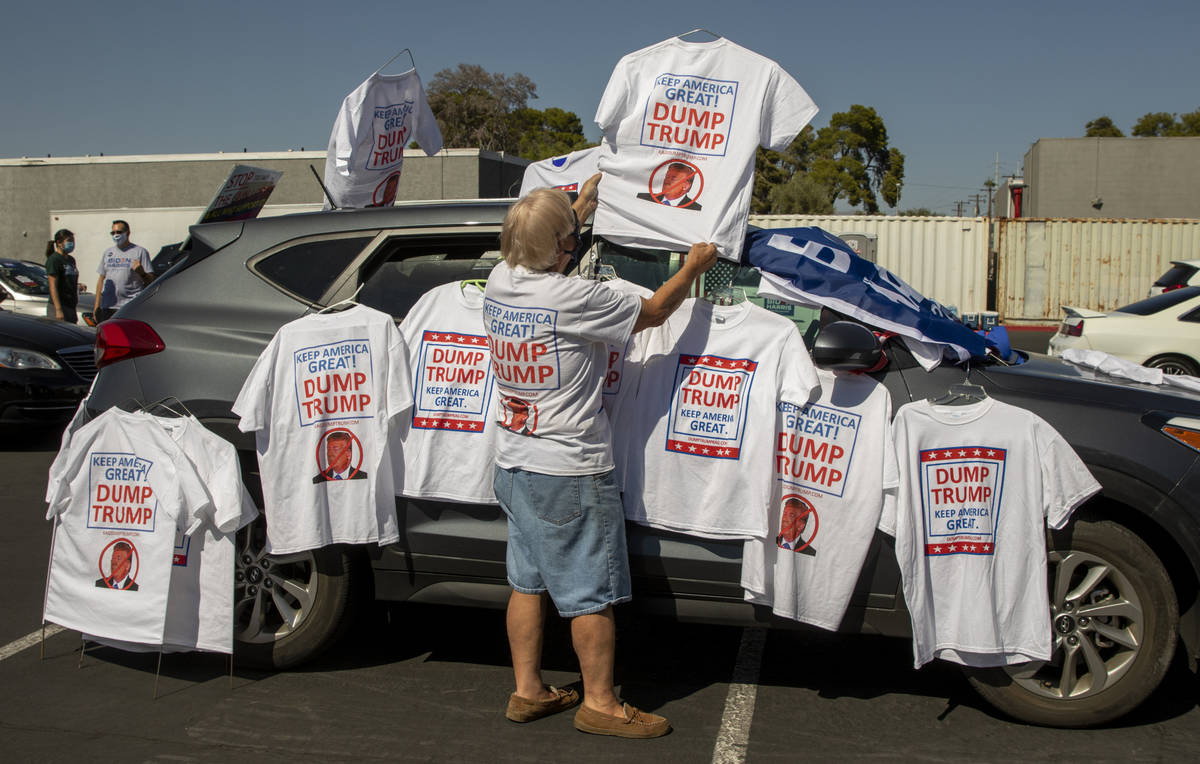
[966,518,1178,727]
[233,518,359,670]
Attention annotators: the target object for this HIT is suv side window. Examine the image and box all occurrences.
[595,240,821,347]
[358,233,502,320]
[254,235,375,303]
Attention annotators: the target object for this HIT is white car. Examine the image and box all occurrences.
[0,258,51,317]
[1048,286,1200,375]
[1149,259,1200,296]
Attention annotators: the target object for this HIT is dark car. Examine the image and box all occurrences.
[0,298,97,424]
[83,201,1200,728]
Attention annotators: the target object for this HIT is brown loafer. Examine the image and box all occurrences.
[573,702,670,738]
[505,686,581,722]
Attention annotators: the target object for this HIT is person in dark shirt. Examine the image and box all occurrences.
[45,228,80,324]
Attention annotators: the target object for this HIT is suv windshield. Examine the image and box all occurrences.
[1115,286,1200,315]
[0,260,49,295]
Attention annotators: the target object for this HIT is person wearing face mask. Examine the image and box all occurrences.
[94,220,154,322]
[45,228,80,323]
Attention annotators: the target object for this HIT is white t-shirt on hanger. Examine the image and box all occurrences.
[742,369,898,630]
[593,36,817,259]
[44,409,212,646]
[621,298,820,538]
[233,305,413,554]
[881,398,1102,668]
[85,413,258,654]
[598,278,673,489]
[519,147,603,197]
[483,261,643,476]
[393,281,500,504]
[323,69,443,209]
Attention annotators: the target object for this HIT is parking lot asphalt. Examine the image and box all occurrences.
[6,419,1200,763]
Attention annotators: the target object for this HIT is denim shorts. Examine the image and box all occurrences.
[493,465,632,617]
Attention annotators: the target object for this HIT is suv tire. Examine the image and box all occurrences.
[233,518,359,670]
[965,518,1177,727]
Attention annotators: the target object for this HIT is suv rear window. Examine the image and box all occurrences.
[255,235,374,303]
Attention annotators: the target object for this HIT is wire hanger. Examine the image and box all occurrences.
[676,28,721,41]
[373,48,415,76]
[317,282,366,314]
[929,363,988,406]
[144,396,196,419]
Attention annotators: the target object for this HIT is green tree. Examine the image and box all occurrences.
[752,126,818,213]
[808,105,905,214]
[426,64,591,160]
[1131,111,1178,137]
[898,208,941,216]
[512,106,593,161]
[1085,116,1124,137]
[1130,108,1200,137]
[427,64,537,152]
[767,173,835,214]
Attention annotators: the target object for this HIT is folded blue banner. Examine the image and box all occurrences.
[744,227,990,361]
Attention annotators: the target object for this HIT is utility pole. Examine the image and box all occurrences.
[969,194,984,216]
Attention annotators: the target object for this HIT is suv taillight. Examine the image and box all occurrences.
[94,319,165,368]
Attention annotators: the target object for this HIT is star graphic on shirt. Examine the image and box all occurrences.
[701,447,711,455]
[983,543,992,552]
[430,333,441,341]
[471,336,485,344]
[986,449,997,457]
[969,544,978,552]
[972,449,982,456]
[957,450,967,457]
[949,544,957,552]
[456,422,465,429]
[942,451,954,459]
[932,546,942,554]
[714,358,725,366]
[688,445,697,453]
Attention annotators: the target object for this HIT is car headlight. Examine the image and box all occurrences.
[0,346,62,370]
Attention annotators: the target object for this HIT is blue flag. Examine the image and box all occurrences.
[744,227,990,361]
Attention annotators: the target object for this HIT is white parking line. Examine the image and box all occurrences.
[711,627,767,764]
[0,625,65,662]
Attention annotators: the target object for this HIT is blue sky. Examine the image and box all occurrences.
[4,0,1197,214]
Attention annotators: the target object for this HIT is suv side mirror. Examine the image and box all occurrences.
[811,321,883,371]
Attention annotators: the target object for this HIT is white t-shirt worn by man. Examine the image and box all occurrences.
[44,409,212,647]
[742,369,898,630]
[233,305,413,554]
[394,281,499,504]
[483,260,642,476]
[881,398,1102,668]
[621,299,820,539]
[97,244,153,309]
[323,69,444,209]
[593,36,818,259]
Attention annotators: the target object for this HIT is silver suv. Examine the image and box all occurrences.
[86,200,1200,728]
